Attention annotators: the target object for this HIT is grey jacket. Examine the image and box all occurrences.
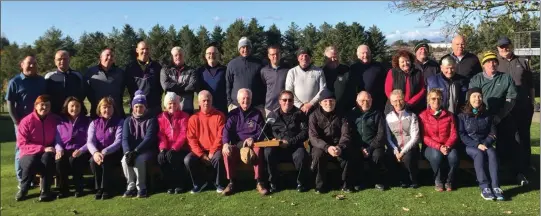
[160,64,198,114]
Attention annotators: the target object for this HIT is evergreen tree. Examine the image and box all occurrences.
[114,24,140,69]
[265,24,282,48]
[210,26,225,48]
[222,19,246,63]
[71,31,108,73]
[195,26,211,66]
[282,22,301,66]
[246,18,265,60]
[367,25,390,64]
[178,25,198,66]
[34,27,66,72]
[147,24,169,65]
[300,23,320,53]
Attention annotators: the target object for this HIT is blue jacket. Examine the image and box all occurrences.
[426,73,468,113]
[122,115,158,153]
[458,111,497,148]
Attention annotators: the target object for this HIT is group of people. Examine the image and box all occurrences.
[6,34,534,202]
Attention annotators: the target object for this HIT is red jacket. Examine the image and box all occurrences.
[419,108,457,149]
[157,110,190,151]
[187,108,226,157]
[17,112,59,157]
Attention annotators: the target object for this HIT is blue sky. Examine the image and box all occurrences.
[1,1,451,45]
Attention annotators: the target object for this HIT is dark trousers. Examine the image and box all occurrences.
[20,152,55,192]
[264,147,309,186]
[466,146,499,189]
[496,115,524,175]
[89,151,122,192]
[184,150,225,187]
[55,150,90,192]
[359,148,385,185]
[386,147,419,185]
[311,147,358,190]
[511,101,534,169]
[158,150,189,189]
[424,147,459,184]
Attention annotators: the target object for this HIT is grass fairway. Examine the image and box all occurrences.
[0,119,539,215]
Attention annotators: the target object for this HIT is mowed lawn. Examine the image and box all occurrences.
[0,118,539,216]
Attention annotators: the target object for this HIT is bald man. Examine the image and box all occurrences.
[195,43,228,114]
[45,50,87,115]
[349,45,387,111]
[125,41,163,117]
[439,35,482,79]
[347,91,386,191]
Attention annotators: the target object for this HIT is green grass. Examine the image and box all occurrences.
[0,121,539,215]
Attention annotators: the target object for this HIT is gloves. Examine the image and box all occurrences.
[125,151,138,167]
[158,150,168,165]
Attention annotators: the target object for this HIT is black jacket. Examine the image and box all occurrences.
[347,107,385,152]
[440,52,482,79]
[44,69,86,115]
[195,64,228,114]
[309,106,351,152]
[414,59,440,82]
[322,63,353,113]
[124,59,163,110]
[267,106,308,149]
[349,60,387,112]
[226,56,265,107]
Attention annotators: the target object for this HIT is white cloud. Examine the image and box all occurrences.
[213,16,221,22]
[124,15,129,20]
[385,29,448,43]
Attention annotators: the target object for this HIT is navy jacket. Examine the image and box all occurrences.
[426,73,468,113]
[458,111,497,148]
[196,64,228,114]
[226,56,265,107]
[124,59,163,112]
[122,115,158,153]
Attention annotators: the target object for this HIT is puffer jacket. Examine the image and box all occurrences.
[308,106,350,152]
[458,111,497,148]
[385,110,420,154]
[160,64,198,113]
[347,107,385,152]
[157,110,190,151]
[267,106,308,149]
[419,108,457,150]
[17,112,59,157]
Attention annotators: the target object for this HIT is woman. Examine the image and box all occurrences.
[384,50,426,114]
[157,92,190,194]
[86,97,124,200]
[385,89,420,188]
[55,97,91,198]
[121,90,158,198]
[15,95,59,202]
[458,88,504,201]
[419,89,458,192]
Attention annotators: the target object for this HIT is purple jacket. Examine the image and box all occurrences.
[222,107,265,148]
[55,115,91,152]
[86,116,124,155]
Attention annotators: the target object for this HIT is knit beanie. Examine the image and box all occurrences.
[414,43,429,53]
[131,90,147,108]
[466,87,483,101]
[238,37,252,50]
[163,92,180,109]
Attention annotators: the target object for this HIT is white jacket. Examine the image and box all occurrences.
[285,65,327,108]
[385,110,420,155]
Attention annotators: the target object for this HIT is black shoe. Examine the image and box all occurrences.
[167,188,175,194]
[101,191,112,200]
[38,191,54,202]
[517,174,529,186]
[269,183,278,193]
[296,184,307,192]
[341,186,353,193]
[375,184,385,191]
[174,187,184,194]
[410,184,419,189]
[123,189,137,198]
[400,182,409,188]
[57,191,70,199]
[74,190,84,198]
[15,190,27,201]
[95,190,103,200]
[354,184,364,191]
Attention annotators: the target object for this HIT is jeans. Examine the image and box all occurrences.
[424,147,459,184]
[14,124,22,183]
[466,146,499,189]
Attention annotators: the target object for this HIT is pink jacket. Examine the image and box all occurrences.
[157,111,190,151]
[17,112,59,157]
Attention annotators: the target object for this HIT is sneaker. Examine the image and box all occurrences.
[481,188,495,201]
[516,174,529,186]
[256,182,269,196]
[493,188,505,201]
[269,183,278,193]
[215,185,224,193]
[375,184,385,191]
[296,184,308,192]
[222,183,234,196]
[174,187,184,194]
[190,182,208,194]
[435,183,444,192]
[123,189,137,198]
[445,183,453,192]
[101,191,112,200]
[94,189,103,200]
[15,190,27,201]
[167,188,175,194]
[137,189,148,198]
[354,184,364,191]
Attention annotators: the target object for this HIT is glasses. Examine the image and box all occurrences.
[430,97,442,101]
[281,98,293,102]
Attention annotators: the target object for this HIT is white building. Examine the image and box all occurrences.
[428,43,452,49]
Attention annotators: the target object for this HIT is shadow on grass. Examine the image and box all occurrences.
[0,119,15,143]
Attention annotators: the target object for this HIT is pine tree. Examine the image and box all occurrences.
[113,24,140,69]
[300,23,320,53]
[222,19,246,63]
[314,22,337,66]
[71,31,108,73]
[195,26,211,66]
[210,26,225,48]
[137,28,148,41]
[34,27,67,72]
[246,18,265,60]
[282,22,301,66]
[366,25,390,64]
[178,25,198,67]
[345,22,368,64]
[265,24,282,48]
[147,24,169,65]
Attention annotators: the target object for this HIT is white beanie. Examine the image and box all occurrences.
[238,37,252,50]
[163,92,181,110]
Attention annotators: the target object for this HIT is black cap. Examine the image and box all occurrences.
[320,90,335,100]
[296,48,312,57]
[497,37,512,47]
[414,43,429,53]
[466,87,483,100]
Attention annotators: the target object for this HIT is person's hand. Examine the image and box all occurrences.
[335,147,342,156]
[361,148,369,158]
[158,150,167,165]
[202,154,212,165]
[223,144,232,157]
[279,140,288,148]
[245,138,254,147]
[478,144,488,151]
[301,103,313,114]
[72,149,81,158]
[44,147,55,153]
[440,145,449,156]
[209,152,214,159]
[93,152,104,165]
[395,152,403,162]
[55,150,63,160]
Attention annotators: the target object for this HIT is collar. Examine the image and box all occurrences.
[19,72,38,79]
[499,53,516,62]
[56,68,72,74]
[483,71,500,79]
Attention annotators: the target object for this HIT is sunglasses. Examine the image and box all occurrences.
[430,97,442,101]
[281,98,293,102]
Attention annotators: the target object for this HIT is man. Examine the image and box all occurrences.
[426,56,468,114]
[44,50,86,115]
[185,90,227,194]
[125,41,163,117]
[195,43,228,114]
[347,91,386,191]
[5,55,46,187]
[261,45,290,117]
[85,48,126,118]
[413,43,440,82]
[469,51,528,185]
[285,48,327,115]
[309,92,358,193]
[496,36,535,173]
[322,46,353,113]
[349,45,387,112]
[225,37,265,113]
[264,90,310,193]
[160,46,198,114]
[221,88,269,196]
[440,35,482,79]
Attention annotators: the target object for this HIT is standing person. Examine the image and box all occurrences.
[285,48,327,115]
[54,97,91,198]
[458,88,504,201]
[185,91,227,194]
[5,55,46,188]
[322,46,353,113]
[413,43,440,82]
[419,89,459,192]
[385,89,420,189]
[125,41,163,117]
[350,45,387,112]
[15,95,58,202]
[85,48,126,118]
[161,46,198,115]
[496,36,535,173]
[384,50,426,114]
[469,51,527,185]
[196,43,228,114]
[440,35,482,79]
[86,97,124,200]
[225,37,265,113]
[45,50,86,115]
[261,45,290,117]
[121,91,159,198]
[156,92,191,194]
[426,56,468,114]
